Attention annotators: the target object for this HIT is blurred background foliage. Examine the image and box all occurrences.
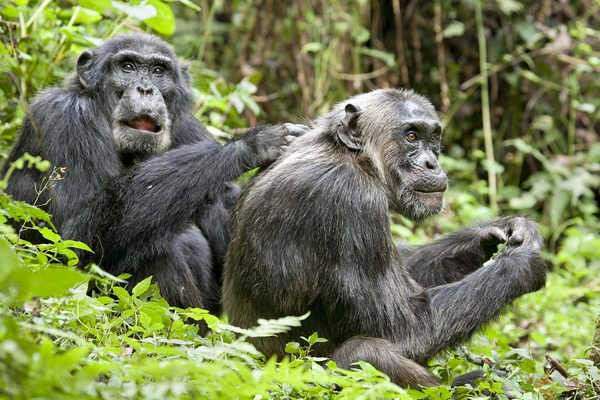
[0,0,598,398]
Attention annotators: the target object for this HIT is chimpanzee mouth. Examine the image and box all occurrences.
[123,115,162,133]
[412,181,448,194]
[414,189,446,195]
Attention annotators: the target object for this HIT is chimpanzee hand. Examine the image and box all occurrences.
[240,123,309,168]
[496,216,546,292]
[501,216,543,251]
[478,217,542,259]
[477,224,508,259]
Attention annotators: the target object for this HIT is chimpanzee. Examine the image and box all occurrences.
[2,33,304,313]
[223,89,547,387]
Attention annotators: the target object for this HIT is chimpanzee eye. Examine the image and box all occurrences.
[406,131,418,142]
[152,66,165,75]
[121,62,135,73]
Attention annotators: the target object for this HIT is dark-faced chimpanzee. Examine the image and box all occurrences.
[223,89,547,387]
[2,33,304,313]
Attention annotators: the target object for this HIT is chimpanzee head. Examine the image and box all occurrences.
[75,34,192,156]
[329,89,448,220]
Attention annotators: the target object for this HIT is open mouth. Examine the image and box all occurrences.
[123,115,161,133]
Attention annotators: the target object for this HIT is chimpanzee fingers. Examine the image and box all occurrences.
[507,217,542,251]
[283,123,310,137]
[481,226,508,243]
[507,227,524,246]
[479,226,508,258]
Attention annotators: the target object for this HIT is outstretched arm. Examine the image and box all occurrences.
[402,218,518,287]
[190,123,307,275]
[397,218,546,361]
[64,124,295,270]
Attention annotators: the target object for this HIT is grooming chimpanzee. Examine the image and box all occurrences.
[223,89,546,387]
[3,34,303,313]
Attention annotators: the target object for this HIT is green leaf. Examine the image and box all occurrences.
[73,7,102,24]
[443,21,465,38]
[7,266,89,304]
[516,22,542,46]
[482,159,505,174]
[1,5,19,19]
[61,240,93,252]
[285,341,301,354]
[80,0,112,13]
[37,227,61,243]
[359,47,395,67]
[0,238,18,282]
[549,190,569,229]
[112,1,156,20]
[113,286,131,305]
[302,42,323,53]
[496,0,523,15]
[304,332,328,345]
[132,276,152,297]
[531,115,554,131]
[143,0,175,36]
[509,194,537,209]
[176,0,201,11]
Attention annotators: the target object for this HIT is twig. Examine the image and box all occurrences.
[433,0,449,112]
[392,0,409,86]
[545,355,569,378]
[475,0,498,213]
[24,0,52,31]
[332,66,389,81]
[410,12,422,83]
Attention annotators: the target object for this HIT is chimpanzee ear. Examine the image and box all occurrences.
[336,103,362,151]
[76,50,97,89]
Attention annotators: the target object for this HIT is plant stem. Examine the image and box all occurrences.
[434,0,449,112]
[475,0,497,214]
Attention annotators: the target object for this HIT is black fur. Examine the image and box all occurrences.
[223,89,547,387]
[3,33,298,313]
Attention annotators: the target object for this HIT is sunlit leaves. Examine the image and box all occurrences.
[143,0,175,36]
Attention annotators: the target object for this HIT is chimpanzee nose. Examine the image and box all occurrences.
[419,150,441,172]
[425,158,436,170]
[136,85,154,96]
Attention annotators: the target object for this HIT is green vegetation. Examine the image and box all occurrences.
[0,1,598,398]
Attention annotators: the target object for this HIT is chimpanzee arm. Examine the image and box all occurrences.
[169,112,237,276]
[171,113,217,146]
[195,123,308,273]
[402,219,513,287]
[64,124,292,271]
[398,218,546,361]
[4,90,123,232]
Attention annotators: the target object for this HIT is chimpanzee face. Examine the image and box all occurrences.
[379,99,447,220]
[76,35,184,157]
[107,49,175,155]
[334,90,448,220]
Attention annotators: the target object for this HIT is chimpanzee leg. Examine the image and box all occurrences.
[331,337,439,387]
[195,184,240,285]
[136,226,216,311]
